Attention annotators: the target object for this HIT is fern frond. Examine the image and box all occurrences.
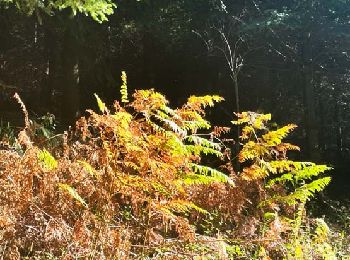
[162,199,208,215]
[186,145,223,157]
[165,135,189,157]
[267,163,331,187]
[38,149,58,171]
[239,141,269,162]
[185,135,221,151]
[265,177,331,206]
[77,160,100,178]
[183,119,211,132]
[268,160,310,174]
[153,114,187,137]
[94,93,109,114]
[120,71,129,103]
[190,163,234,186]
[58,183,88,208]
[262,124,297,146]
[186,95,224,110]
[241,164,269,180]
[180,173,222,185]
[281,177,331,204]
[240,125,255,140]
[293,164,331,183]
[232,112,271,129]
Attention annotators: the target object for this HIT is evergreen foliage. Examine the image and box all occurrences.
[0,0,116,22]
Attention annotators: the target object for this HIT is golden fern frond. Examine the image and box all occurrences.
[262,124,297,146]
[239,141,269,162]
[94,93,109,114]
[232,112,271,129]
[77,160,100,179]
[185,95,224,110]
[120,71,129,104]
[241,164,269,180]
[161,199,208,215]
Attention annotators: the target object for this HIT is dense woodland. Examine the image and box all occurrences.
[1,0,350,258]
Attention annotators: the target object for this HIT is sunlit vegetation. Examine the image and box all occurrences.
[0,75,347,258]
[1,0,350,258]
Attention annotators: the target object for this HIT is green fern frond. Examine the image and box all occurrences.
[285,177,331,204]
[293,164,331,183]
[267,163,331,187]
[185,135,221,151]
[183,119,211,131]
[38,149,58,171]
[190,163,234,186]
[186,145,223,157]
[153,114,187,137]
[165,135,189,156]
[180,173,225,185]
[266,177,331,206]
[161,105,181,120]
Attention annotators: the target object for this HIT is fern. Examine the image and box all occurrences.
[38,149,58,171]
[120,71,129,104]
[94,93,109,114]
[180,173,223,186]
[267,177,332,205]
[234,112,331,207]
[267,163,331,187]
[58,183,88,208]
[77,160,100,179]
[185,135,221,151]
[161,199,208,215]
[186,95,224,110]
[262,124,297,146]
[190,163,234,186]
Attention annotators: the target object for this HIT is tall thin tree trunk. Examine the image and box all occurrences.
[232,73,241,172]
[61,20,80,127]
[301,30,320,162]
[43,18,58,112]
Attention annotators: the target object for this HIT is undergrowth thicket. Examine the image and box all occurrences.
[0,73,346,259]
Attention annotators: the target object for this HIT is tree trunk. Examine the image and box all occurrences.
[61,20,80,127]
[42,17,60,113]
[301,31,320,161]
[232,73,241,172]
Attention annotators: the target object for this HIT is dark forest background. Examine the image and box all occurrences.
[1,0,350,198]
